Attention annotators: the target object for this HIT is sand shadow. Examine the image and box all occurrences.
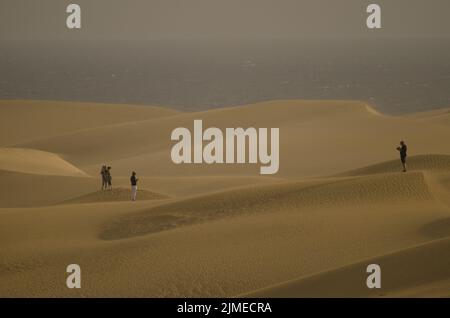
[99,213,200,240]
[420,217,450,239]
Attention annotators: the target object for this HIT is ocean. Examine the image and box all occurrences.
[1,37,450,114]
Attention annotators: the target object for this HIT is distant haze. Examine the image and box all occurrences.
[1,1,450,114]
[1,0,450,43]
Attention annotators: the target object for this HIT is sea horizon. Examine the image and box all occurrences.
[2,37,450,115]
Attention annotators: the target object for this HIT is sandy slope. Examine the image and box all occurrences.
[12,100,450,178]
[406,108,450,127]
[0,170,97,208]
[0,171,283,208]
[61,188,169,205]
[340,154,450,176]
[0,147,87,177]
[243,237,450,298]
[100,170,434,240]
[0,100,178,146]
[1,169,449,297]
[1,100,450,297]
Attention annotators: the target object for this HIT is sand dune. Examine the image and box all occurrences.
[342,154,450,176]
[12,100,450,178]
[243,237,450,298]
[0,171,283,208]
[2,100,450,297]
[101,170,434,240]
[0,100,178,146]
[406,108,450,127]
[1,194,448,297]
[0,147,87,177]
[132,175,285,198]
[60,187,169,205]
[0,170,97,208]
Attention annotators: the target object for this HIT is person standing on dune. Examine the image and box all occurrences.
[396,141,408,172]
[130,171,139,201]
[106,166,113,190]
[100,165,107,190]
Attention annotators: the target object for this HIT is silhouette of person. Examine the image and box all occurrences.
[396,141,407,172]
[100,165,107,190]
[130,171,139,201]
[106,166,112,189]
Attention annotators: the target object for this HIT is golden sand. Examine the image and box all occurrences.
[1,99,450,297]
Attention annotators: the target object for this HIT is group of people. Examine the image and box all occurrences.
[100,166,139,201]
[100,166,112,190]
[97,141,408,202]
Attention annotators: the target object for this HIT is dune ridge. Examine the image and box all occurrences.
[242,236,450,298]
[0,100,178,146]
[11,100,450,178]
[60,187,169,205]
[341,154,450,176]
[100,169,434,240]
[0,147,87,177]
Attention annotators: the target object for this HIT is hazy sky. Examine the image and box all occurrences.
[1,0,450,43]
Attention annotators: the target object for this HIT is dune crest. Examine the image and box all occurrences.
[341,154,450,176]
[0,147,87,177]
[242,237,450,298]
[0,100,179,146]
[60,187,169,205]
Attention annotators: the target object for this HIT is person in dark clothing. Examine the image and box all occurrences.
[100,165,107,190]
[106,166,112,189]
[130,171,139,201]
[396,141,407,172]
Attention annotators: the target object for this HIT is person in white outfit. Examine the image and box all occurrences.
[130,171,138,201]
